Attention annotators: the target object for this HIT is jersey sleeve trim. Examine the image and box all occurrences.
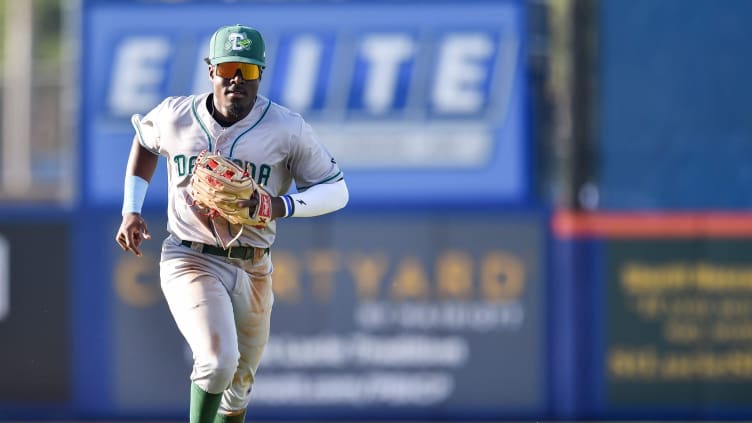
[191,96,213,152]
[130,114,160,155]
[296,170,344,191]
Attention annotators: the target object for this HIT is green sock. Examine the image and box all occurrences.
[213,409,247,423]
[190,383,223,423]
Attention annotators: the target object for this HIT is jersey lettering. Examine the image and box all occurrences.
[173,154,188,176]
[175,153,269,184]
[231,158,245,170]
[246,162,257,180]
[258,164,271,186]
[188,155,197,175]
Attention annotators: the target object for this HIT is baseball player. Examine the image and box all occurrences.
[114,24,348,423]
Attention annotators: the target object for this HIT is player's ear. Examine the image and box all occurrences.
[204,57,214,79]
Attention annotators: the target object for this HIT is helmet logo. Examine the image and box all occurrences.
[225,32,252,52]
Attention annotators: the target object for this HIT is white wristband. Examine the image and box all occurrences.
[122,174,149,215]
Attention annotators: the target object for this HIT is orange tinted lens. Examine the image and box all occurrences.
[215,62,260,80]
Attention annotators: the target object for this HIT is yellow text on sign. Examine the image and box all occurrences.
[272,249,526,304]
[113,249,527,307]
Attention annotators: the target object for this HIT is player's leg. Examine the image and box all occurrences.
[216,253,274,419]
[160,249,242,423]
[213,408,246,423]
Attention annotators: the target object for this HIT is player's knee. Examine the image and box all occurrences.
[196,350,240,392]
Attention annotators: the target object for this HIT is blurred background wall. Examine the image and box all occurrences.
[1,0,752,421]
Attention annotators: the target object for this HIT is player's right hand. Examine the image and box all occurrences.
[115,213,151,257]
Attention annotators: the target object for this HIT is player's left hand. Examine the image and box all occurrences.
[115,213,151,257]
[237,193,285,220]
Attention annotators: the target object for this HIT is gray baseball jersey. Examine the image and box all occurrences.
[132,93,342,248]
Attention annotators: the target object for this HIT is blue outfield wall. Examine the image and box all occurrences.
[68,208,549,421]
[551,212,752,421]
[4,209,752,420]
[5,0,745,420]
[598,0,752,209]
[0,214,73,420]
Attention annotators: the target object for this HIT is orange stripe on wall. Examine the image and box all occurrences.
[552,211,752,238]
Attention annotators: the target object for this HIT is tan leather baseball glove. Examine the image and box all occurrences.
[190,150,272,228]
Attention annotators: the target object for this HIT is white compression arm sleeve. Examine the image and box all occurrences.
[283,179,349,217]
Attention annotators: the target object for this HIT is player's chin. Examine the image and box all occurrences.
[227,101,248,119]
[226,92,253,108]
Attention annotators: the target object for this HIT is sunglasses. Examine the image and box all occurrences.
[214,62,261,80]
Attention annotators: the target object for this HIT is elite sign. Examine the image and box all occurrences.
[82,1,531,207]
